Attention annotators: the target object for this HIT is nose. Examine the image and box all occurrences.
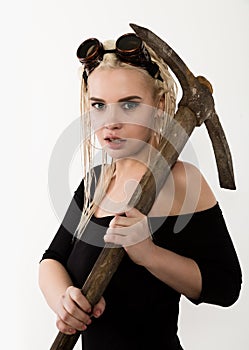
[104,103,123,129]
[105,122,122,130]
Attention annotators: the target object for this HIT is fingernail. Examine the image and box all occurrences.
[94,310,101,317]
[69,328,76,334]
[81,324,87,331]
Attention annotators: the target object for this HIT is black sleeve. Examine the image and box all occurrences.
[40,178,84,266]
[174,204,242,307]
[153,203,242,307]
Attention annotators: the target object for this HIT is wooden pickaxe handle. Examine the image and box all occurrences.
[50,106,197,350]
[50,24,236,350]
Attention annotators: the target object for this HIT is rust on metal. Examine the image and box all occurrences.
[130,23,235,190]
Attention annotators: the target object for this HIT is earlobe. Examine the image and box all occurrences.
[156,96,165,117]
[150,123,160,148]
[153,112,161,135]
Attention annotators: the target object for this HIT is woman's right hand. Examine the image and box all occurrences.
[55,286,106,334]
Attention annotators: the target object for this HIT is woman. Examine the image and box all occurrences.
[39,33,242,349]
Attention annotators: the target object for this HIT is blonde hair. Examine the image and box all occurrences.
[74,39,178,239]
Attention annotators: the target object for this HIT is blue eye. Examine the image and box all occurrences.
[122,101,139,110]
[91,102,106,110]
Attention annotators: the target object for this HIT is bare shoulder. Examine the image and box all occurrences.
[169,160,217,214]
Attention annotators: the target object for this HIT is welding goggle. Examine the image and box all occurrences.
[76,33,163,83]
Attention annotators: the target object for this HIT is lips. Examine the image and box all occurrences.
[105,138,125,144]
[104,135,126,149]
[104,135,126,143]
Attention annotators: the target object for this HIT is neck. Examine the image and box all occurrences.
[113,134,158,181]
[114,158,147,182]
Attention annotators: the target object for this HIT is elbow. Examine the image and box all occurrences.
[192,267,242,307]
[219,277,242,307]
[218,293,240,307]
[220,266,242,307]
[38,258,58,293]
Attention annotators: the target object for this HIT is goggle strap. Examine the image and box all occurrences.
[149,62,163,82]
[83,70,88,84]
[104,49,116,54]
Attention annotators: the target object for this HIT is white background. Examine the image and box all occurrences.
[1,0,248,349]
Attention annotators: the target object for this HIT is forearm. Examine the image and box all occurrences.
[143,244,202,299]
[39,259,73,313]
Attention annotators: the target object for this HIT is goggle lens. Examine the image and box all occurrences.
[116,34,141,53]
[77,38,102,64]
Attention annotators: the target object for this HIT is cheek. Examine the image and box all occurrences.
[95,128,104,145]
[127,125,153,141]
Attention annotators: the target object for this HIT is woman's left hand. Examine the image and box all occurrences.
[104,207,155,265]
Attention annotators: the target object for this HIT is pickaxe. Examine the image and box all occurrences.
[50,23,236,350]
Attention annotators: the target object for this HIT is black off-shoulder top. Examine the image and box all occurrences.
[41,168,242,350]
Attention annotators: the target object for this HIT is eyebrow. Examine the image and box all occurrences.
[89,95,143,103]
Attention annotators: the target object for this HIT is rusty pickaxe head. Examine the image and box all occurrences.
[130,23,236,190]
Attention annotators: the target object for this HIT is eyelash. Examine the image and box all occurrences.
[91,101,139,111]
[91,102,105,110]
[122,102,139,110]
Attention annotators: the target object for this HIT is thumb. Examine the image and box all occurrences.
[125,207,143,218]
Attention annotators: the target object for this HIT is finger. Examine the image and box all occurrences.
[106,227,126,237]
[109,215,140,228]
[125,207,144,219]
[68,286,92,313]
[57,304,89,332]
[104,232,126,246]
[92,297,106,318]
[109,216,128,228]
[59,287,92,329]
[56,317,81,335]
[62,294,92,327]
[105,224,150,247]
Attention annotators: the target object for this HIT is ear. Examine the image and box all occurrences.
[157,96,165,117]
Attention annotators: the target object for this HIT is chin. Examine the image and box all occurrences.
[105,142,153,163]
